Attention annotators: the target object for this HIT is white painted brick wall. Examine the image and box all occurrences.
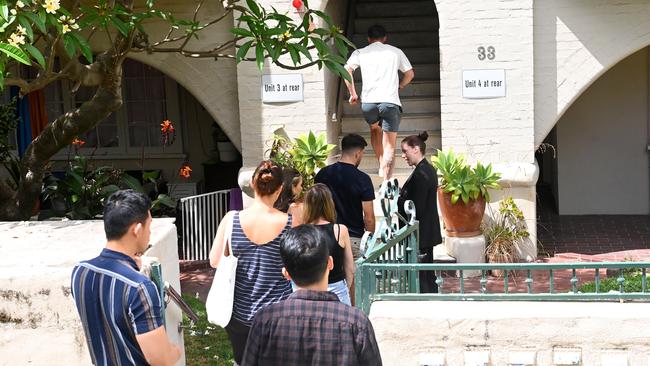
[236,0,342,166]
[534,0,650,145]
[435,0,535,166]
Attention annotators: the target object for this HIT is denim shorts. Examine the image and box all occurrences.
[361,102,402,132]
[328,279,351,306]
[291,279,351,306]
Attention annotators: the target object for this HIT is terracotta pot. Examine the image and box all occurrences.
[437,188,486,237]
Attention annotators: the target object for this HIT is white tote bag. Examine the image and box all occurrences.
[206,213,238,327]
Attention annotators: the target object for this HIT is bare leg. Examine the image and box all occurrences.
[382,131,398,180]
[369,123,383,165]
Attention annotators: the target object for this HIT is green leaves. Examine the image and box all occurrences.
[268,130,334,191]
[232,2,354,82]
[23,44,44,68]
[0,43,31,65]
[431,149,501,204]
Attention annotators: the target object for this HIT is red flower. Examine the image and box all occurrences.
[72,137,86,147]
[292,0,303,9]
[161,120,176,146]
[179,164,192,179]
[161,120,175,134]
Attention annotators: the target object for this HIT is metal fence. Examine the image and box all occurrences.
[179,189,230,260]
[353,180,650,314]
[354,179,420,311]
[356,262,650,314]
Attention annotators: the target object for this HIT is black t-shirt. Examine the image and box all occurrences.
[315,162,375,238]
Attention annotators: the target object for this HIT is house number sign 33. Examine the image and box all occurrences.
[477,46,495,61]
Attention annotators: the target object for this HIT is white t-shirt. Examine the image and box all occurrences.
[345,42,413,106]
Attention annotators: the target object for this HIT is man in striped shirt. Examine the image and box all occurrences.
[71,190,181,366]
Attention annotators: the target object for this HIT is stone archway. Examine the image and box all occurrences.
[534,0,650,146]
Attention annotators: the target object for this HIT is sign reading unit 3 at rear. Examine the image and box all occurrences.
[262,74,304,103]
[462,69,506,99]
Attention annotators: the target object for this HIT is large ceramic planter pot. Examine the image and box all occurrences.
[437,187,486,237]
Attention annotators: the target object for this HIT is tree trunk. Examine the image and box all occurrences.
[0,56,124,221]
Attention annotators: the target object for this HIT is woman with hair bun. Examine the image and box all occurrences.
[209,160,293,364]
[398,131,442,293]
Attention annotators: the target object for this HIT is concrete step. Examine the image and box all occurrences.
[369,168,412,187]
[354,16,438,34]
[356,1,437,18]
[353,131,441,171]
[353,79,440,98]
[343,96,440,115]
[341,112,441,133]
[352,32,438,49]
[402,47,439,64]
[352,64,440,81]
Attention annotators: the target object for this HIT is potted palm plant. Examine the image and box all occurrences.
[483,197,529,276]
[431,149,501,237]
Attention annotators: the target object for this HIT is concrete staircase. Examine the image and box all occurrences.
[341,0,441,187]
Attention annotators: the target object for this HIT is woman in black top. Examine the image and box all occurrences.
[302,183,354,305]
[398,132,442,293]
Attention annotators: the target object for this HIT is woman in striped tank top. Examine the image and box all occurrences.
[209,160,294,364]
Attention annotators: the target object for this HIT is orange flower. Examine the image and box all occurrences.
[179,164,192,179]
[161,120,175,134]
[72,137,86,147]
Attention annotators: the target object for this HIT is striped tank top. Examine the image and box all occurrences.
[231,211,293,326]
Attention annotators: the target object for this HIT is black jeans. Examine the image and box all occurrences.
[418,247,438,293]
[225,317,250,365]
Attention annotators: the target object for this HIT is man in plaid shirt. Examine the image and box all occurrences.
[242,225,382,365]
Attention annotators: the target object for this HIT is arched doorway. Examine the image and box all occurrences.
[537,47,650,254]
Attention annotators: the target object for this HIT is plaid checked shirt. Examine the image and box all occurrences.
[242,290,382,366]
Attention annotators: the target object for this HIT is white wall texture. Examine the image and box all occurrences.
[534,0,650,146]
[0,219,185,366]
[236,1,343,168]
[556,48,649,215]
[371,301,650,365]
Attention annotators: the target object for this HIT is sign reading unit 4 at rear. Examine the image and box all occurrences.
[262,74,304,103]
[462,69,506,99]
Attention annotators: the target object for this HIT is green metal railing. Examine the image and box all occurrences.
[354,179,420,311]
[356,262,650,314]
[353,180,650,314]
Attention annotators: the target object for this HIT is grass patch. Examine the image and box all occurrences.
[181,294,233,366]
[578,269,647,293]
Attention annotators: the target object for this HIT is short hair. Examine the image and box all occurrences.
[280,225,329,287]
[341,133,367,155]
[401,131,428,154]
[103,189,151,240]
[367,25,386,40]
[274,167,302,212]
[252,160,283,196]
[302,183,336,224]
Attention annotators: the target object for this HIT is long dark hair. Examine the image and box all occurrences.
[274,167,302,212]
[302,183,336,224]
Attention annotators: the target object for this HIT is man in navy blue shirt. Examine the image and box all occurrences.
[315,134,375,259]
[71,190,180,366]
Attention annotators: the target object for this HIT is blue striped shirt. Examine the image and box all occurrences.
[71,248,163,366]
[231,212,293,326]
